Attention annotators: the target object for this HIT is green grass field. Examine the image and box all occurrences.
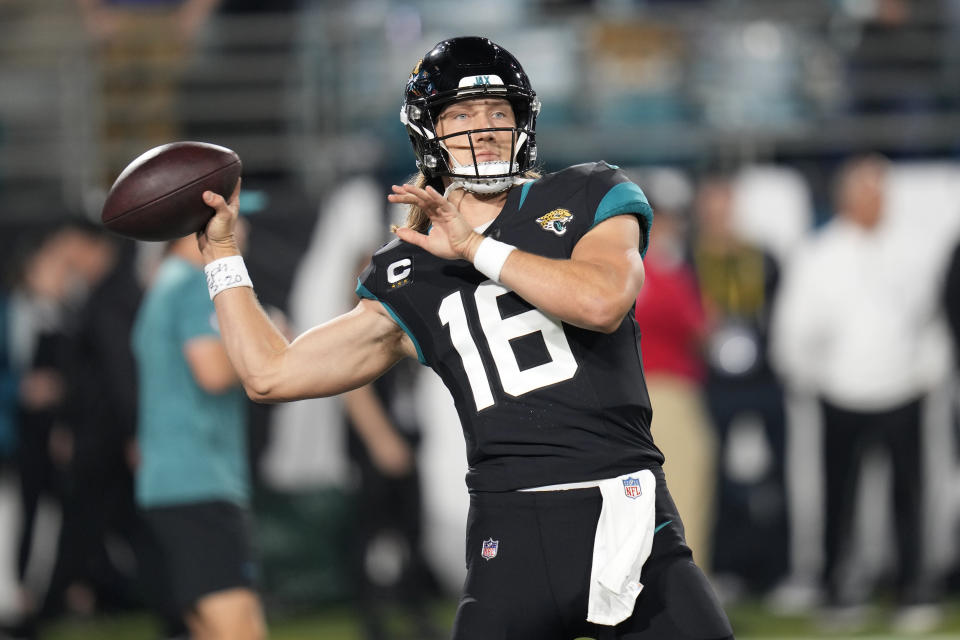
[38,597,960,640]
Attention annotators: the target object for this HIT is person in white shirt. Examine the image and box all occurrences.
[770,154,941,629]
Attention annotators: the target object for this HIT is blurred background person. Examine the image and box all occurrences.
[340,237,443,640]
[132,217,266,640]
[343,357,443,640]
[631,167,713,569]
[6,229,75,637]
[771,154,944,633]
[32,223,194,639]
[0,224,184,639]
[37,224,141,621]
[691,172,790,601]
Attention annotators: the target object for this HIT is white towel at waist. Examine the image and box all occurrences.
[587,469,656,626]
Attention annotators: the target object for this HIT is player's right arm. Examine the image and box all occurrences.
[215,293,410,403]
[197,186,413,403]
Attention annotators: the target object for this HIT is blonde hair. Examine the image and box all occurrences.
[395,173,436,234]
[395,169,541,234]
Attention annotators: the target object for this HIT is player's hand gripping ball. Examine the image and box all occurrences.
[101,141,241,241]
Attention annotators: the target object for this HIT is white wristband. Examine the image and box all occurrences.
[473,237,516,283]
[204,255,253,300]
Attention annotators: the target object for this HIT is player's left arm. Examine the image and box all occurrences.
[392,183,645,333]
[496,214,645,333]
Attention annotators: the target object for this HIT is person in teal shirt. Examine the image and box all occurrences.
[132,227,265,640]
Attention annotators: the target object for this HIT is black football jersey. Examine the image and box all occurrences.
[357,162,662,492]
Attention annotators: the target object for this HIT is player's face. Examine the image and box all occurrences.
[435,98,517,167]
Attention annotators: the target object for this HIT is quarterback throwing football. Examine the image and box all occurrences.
[199,36,733,640]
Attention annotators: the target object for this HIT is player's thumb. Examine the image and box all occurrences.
[203,190,232,217]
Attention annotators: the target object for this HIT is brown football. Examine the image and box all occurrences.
[101,141,241,242]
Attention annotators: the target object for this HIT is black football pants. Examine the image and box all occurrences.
[452,466,734,640]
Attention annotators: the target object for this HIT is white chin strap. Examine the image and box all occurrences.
[442,131,528,195]
[448,161,518,194]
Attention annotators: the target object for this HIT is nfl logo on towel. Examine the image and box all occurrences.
[481,538,499,560]
[622,476,642,499]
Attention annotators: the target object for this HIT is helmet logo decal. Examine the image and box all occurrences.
[410,59,422,75]
[458,74,504,88]
[536,209,574,236]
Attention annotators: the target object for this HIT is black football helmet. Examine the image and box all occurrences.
[401,36,540,193]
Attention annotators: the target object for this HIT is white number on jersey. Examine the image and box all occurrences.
[439,280,578,411]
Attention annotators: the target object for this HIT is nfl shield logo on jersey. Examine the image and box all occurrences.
[622,476,642,499]
[481,538,499,560]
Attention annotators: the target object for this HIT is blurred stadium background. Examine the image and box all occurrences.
[2,0,960,638]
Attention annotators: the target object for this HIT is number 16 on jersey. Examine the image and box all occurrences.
[438,280,578,411]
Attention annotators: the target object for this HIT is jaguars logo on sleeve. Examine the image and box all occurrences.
[517,162,653,256]
[536,208,574,236]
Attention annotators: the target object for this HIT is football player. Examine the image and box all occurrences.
[199,36,733,640]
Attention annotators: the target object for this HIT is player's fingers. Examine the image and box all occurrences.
[424,204,451,221]
[394,226,427,248]
[387,192,418,205]
[397,183,436,202]
[417,186,447,208]
[391,184,421,198]
[423,185,446,201]
[422,185,458,213]
[391,184,457,219]
[388,185,425,206]
[424,184,453,204]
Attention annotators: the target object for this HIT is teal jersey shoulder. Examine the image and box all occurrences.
[535,161,653,256]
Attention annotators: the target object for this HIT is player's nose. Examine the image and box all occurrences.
[474,123,496,140]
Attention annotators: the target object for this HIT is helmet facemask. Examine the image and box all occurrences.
[401,38,540,194]
[402,90,539,194]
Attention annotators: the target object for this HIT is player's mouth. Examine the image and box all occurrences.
[473,150,500,162]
